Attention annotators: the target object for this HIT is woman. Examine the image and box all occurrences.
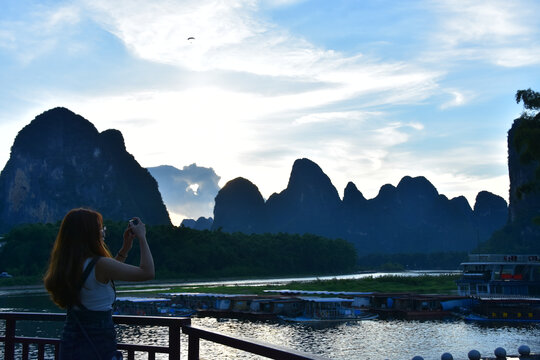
[44,208,155,360]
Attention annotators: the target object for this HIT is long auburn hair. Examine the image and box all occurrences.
[44,208,112,308]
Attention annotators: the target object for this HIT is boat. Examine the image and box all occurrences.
[368,293,471,320]
[279,297,378,323]
[114,297,195,317]
[266,289,469,320]
[456,254,540,297]
[454,254,540,322]
[456,296,540,323]
[168,292,306,320]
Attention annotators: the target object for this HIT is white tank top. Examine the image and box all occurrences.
[79,257,115,311]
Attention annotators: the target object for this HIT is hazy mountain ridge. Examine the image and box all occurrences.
[0,107,171,232]
[147,164,219,224]
[212,158,508,255]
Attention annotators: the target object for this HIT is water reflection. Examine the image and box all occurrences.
[182,318,540,360]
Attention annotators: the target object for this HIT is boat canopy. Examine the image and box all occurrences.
[116,297,171,303]
[298,297,354,303]
[265,290,373,296]
[464,254,540,263]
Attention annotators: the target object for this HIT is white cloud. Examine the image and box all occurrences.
[0,4,81,64]
[82,0,440,102]
[427,0,540,67]
[440,89,469,109]
[292,111,379,126]
[45,5,81,29]
[262,0,306,7]
[492,47,540,68]
[187,183,200,195]
[435,1,529,45]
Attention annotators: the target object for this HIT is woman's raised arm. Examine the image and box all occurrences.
[96,218,155,283]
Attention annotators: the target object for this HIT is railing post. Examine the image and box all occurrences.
[187,333,200,360]
[5,318,15,360]
[23,343,29,359]
[169,322,181,360]
[38,343,45,360]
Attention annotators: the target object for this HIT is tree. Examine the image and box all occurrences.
[516,88,540,112]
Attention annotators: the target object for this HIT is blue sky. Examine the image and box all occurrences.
[1,0,539,223]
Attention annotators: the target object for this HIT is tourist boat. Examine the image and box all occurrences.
[368,293,471,320]
[455,254,540,322]
[168,292,306,320]
[279,297,378,323]
[460,297,540,323]
[456,254,540,297]
[114,297,195,317]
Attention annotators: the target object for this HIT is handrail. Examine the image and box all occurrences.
[182,324,331,360]
[0,312,331,360]
[0,312,190,360]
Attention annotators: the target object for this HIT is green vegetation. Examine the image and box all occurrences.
[0,221,357,284]
[118,274,461,296]
[0,275,43,287]
[476,218,540,253]
[357,252,467,271]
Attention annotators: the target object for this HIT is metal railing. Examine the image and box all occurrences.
[0,312,330,360]
[182,324,330,360]
[0,312,190,360]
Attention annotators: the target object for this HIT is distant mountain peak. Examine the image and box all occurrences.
[212,158,508,255]
[11,107,99,156]
[396,175,438,198]
[288,158,332,188]
[0,108,170,232]
[343,182,367,205]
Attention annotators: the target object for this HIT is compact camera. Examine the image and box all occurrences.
[129,218,139,226]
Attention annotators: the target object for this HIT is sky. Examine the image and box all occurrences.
[1,0,539,224]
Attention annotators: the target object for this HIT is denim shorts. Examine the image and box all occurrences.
[60,309,121,360]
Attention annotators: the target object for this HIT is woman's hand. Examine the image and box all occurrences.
[129,217,146,240]
[122,227,135,251]
[99,216,154,282]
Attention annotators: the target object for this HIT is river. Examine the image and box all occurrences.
[1,272,539,360]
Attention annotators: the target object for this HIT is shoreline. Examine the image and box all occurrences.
[0,271,461,297]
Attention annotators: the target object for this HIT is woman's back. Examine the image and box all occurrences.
[79,257,115,311]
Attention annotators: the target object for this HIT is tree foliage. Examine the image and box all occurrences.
[516,88,540,111]
[514,88,540,197]
[0,222,358,281]
[475,218,540,254]
[356,252,467,271]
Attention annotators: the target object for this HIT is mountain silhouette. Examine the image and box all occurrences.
[0,107,170,232]
[212,158,508,255]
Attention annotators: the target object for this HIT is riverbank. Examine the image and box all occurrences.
[0,272,461,297]
[116,273,461,296]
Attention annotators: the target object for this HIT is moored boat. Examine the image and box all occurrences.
[279,297,378,323]
[456,254,540,297]
[114,297,195,317]
[461,296,540,323]
[454,254,540,323]
[368,293,470,320]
